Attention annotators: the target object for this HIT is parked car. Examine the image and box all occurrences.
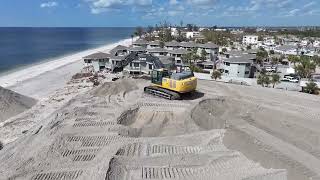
[282,76,299,83]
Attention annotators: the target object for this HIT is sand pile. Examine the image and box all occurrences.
[0,86,37,122]
[92,78,140,97]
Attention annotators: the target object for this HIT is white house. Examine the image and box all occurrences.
[274,45,299,55]
[223,57,253,78]
[243,35,259,45]
[263,37,275,46]
[83,52,111,72]
[171,28,179,37]
[186,31,200,39]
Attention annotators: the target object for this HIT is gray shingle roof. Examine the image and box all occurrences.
[158,56,174,65]
[83,52,110,59]
[180,41,198,48]
[147,48,168,53]
[109,55,126,61]
[169,49,189,55]
[165,40,181,47]
[198,42,219,49]
[148,41,161,46]
[133,39,148,45]
[275,45,297,51]
[224,57,253,64]
[129,46,147,52]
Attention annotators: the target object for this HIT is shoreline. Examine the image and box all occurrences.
[0,37,134,89]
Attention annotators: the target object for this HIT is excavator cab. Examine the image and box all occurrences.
[151,69,170,85]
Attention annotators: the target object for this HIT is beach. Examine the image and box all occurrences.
[0,37,134,99]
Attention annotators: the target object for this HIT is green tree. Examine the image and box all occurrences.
[271,73,281,88]
[134,26,144,38]
[295,56,316,78]
[304,81,318,94]
[270,50,275,54]
[271,57,279,66]
[288,55,300,66]
[211,70,222,81]
[159,41,165,48]
[256,50,268,64]
[181,52,193,65]
[312,55,320,66]
[200,49,207,61]
[257,70,270,87]
[246,45,252,50]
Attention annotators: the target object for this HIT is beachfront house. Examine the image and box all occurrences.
[223,57,254,78]
[123,54,164,74]
[132,39,149,48]
[147,41,161,49]
[147,48,169,56]
[129,46,147,54]
[109,45,129,56]
[83,52,110,72]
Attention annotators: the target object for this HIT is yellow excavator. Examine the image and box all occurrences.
[144,69,197,100]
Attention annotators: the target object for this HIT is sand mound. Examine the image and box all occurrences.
[191,98,228,130]
[92,78,140,97]
[0,86,37,122]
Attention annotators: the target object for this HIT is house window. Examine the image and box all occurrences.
[176,60,182,64]
[130,63,132,67]
[177,54,181,57]
[134,63,140,67]
[99,59,104,62]
[225,62,230,66]
[149,64,153,70]
[224,70,229,73]
[245,71,250,74]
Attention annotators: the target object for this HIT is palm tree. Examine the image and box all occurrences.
[304,81,318,94]
[288,55,299,66]
[295,56,316,78]
[134,26,144,38]
[131,34,134,45]
[211,70,222,81]
[271,73,281,88]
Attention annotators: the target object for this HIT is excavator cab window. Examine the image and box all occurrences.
[151,70,169,85]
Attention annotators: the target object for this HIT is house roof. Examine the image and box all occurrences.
[198,42,219,49]
[129,46,147,52]
[180,41,198,48]
[165,40,181,47]
[109,55,126,61]
[147,48,168,53]
[275,45,297,51]
[148,41,161,46]
[110,45,128,54]
[224,57,253,64]
[158,56,174,65]
[133,39,148,45]
[83,52,110,59]
[169,48,189,55]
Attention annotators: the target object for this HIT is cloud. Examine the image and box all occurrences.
[40,1,58,8]
[85,0,152,14]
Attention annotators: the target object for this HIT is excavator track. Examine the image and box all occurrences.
[144,86,181,100]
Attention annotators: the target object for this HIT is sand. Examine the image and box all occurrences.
[0,86,37,122]
[3,76,320,179]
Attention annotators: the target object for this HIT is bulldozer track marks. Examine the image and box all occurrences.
[73,121,115,128]
[138,102,189,108]
[67,135,121,147]
[61,148,101,157]
[32,170,83,180]
[116,143,143,157]
[72,154,96,161]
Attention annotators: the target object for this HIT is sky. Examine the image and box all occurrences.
[0,0,320,27]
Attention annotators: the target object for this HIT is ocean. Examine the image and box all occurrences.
[0,27,135,74]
